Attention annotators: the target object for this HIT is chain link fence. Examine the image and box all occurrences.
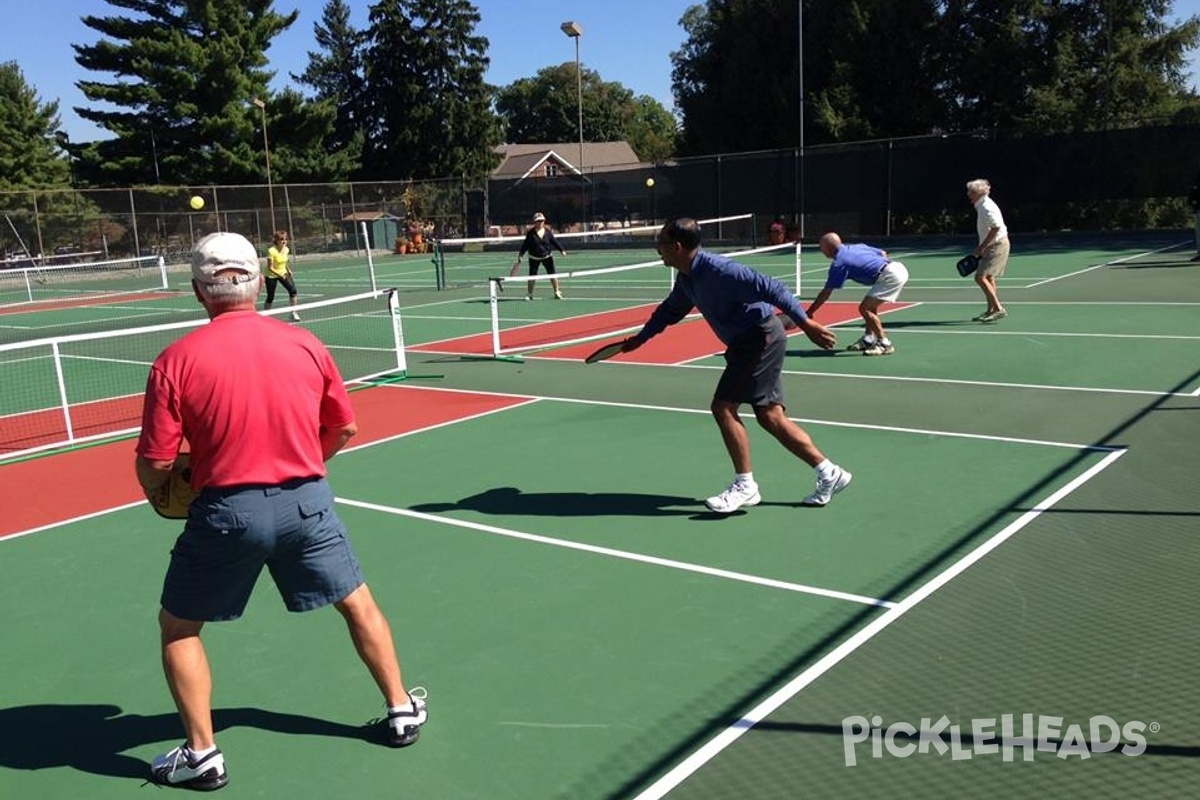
[4,122,1197,265]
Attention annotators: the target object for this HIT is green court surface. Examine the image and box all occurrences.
[1,230,1197,799]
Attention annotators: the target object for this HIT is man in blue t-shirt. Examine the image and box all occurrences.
[621,218,853,514]
[806,231,910,356]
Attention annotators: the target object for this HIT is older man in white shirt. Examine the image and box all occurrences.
[966,178,1009,322]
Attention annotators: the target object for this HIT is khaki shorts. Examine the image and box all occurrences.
[979,238,1010,277]
[867,261,909,302]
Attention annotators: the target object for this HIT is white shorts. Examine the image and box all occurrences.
[867,261,909,303]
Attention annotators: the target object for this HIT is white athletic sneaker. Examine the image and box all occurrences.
[150,744,229,791]
[846,337,875,351]
[802,466,852,507]
[705,480,761,514]
[386,687,429,748]
[863,342,895,356]
[290,311,301,321]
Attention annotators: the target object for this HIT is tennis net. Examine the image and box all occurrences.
[0,289,407,461]
[483,241,802,359]
[432,213,760,289]
[0,255,170,308]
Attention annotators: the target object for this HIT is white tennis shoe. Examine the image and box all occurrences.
[705,480,761,514]
[386,687,429,747]
[150,744,228,791]
[802,466,852,506]
[846,337,874,352]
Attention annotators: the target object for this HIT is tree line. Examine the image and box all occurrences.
[1,0,1198,194]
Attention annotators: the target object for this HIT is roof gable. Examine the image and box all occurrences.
[492,141,643,181]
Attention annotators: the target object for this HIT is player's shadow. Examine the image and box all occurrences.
[877,319,978,329]
[1111,259,1199,269]
[0,704,376,781]
[785,347,842,358]
[411,486,699,517]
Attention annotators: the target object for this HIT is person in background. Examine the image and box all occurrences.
[136,232,427,791]
[264,230,300,321]
[621,217,852,514]
[768,217,786,245]
[966,178,1010,322]
[806,231,910,356]
[513,212,567,300]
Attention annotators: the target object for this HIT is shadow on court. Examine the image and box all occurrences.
[0,704,375,780]
[1110,259,1200,269]
[876,319,981,330]
[411,486,703,517]
[409,487,833,521]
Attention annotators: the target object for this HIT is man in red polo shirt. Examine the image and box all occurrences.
[135,231,426,791]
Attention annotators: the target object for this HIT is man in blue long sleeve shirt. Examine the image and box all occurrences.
[622,218,853,514]
[807,231,910,355]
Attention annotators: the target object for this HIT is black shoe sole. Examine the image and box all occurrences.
[388,727,421,748]
[152,769,229,791]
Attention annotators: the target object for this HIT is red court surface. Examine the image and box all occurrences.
[413,301,889,364]
[0,291,179,317]
[0,386,529,538]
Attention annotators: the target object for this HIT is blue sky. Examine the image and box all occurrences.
[9,0,1200,143]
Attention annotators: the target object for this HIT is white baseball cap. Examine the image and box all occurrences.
[190,232,261,284]
[532,212,546,222]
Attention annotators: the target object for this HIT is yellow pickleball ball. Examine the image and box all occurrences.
[189,195,205,210]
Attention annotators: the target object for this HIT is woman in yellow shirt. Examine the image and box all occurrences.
[265,230,300,321]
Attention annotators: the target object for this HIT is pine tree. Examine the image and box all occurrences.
[71,0,297,185]
[673,0,944,154]
[361,0,502,180]
[293,0,366,158]
[0,62,72,190]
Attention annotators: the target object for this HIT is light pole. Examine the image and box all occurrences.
[797,1,805,238]
[560,21,585,230]
[252,97,277,232]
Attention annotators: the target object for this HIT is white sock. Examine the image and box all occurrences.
[862,334,877,343]
[388,698,415,715]
[735,472,754,486]
[188,744,218,759]
[815,459,837,478]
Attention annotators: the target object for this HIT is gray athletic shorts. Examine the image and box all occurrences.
[160,477,364,621]
[714,315,786,408]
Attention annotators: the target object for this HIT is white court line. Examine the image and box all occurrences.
[876,300,1200,306]
[0,387,1112,548]
[1025,243,1184,288]
[0,501,144,542]
[340,395,540,452]
[775,365,1195,399]
[632,446,1128,800]
[334,497,894,608]
[386,381,1113,450]
[884,328,1200,341]
[578,358,1195,400]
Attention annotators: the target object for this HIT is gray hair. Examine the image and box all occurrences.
[966,178,991,195]
[196,274,261,309]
